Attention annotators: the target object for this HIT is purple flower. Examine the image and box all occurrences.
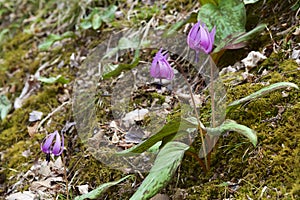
[150,48,174,80]
[41,130,64,156]
[187,21,216,54]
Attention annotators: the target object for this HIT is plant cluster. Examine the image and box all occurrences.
[69,0,298,199]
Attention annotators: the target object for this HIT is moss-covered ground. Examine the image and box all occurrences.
[0,0,299,199]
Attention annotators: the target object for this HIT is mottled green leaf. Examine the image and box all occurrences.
[0,95,11,120]
[74,175,133,200]
[197,0,246,46]
[130,142,189,200]
[227,82,299,113]
[206,119,257,146]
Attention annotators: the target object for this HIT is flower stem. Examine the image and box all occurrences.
[172,60,208,170]
[185,150,207,173]
[61,153,69,200]
[206,57,217,170]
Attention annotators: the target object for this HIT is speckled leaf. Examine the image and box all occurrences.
[227,82,299,113]
[197,0,246,46]
[206,119,257,146]
[74,175,133,200]
[130,142,189,200]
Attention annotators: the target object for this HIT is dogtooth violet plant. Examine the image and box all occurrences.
[109,20,298,200]
[73,2,298,199]
[41,130,70,199]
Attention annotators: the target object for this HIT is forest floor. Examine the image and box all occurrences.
[0,0,299,199]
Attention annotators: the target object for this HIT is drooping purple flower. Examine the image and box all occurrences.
[150,48,174,80]
[187,21,216,54]
[41,130,64,157]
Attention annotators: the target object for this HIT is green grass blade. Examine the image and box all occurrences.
[227,82,299,113]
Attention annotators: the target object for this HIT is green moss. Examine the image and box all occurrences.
[0,85,64,185]
[1,32,33,52]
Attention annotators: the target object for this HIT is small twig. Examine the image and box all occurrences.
[37,101,70,131]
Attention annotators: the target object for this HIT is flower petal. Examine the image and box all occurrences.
[150,49,174,80]
[187,20,216,54]
[41,132,56,154]
[52,131,64,156]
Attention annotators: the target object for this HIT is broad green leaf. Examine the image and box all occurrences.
[79,5,117,30]
[116,118,196,156]
[80,19,92,30]
[92,13,102,30]
[74,175,133,200]
[38,34,60,51]
[130,142,189,200]
[0,95,11,120]
[227,82,299,113]
[206,119,257,146]
[243,0,260,4]
[197,0,246,46]
[38,75,69,84]
[101,5,118,23]
[38,31,75,51]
